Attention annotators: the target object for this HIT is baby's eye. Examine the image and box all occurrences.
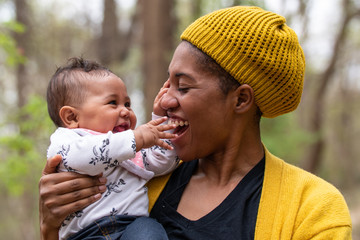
[108,100,117,105]
[125,102,131,108]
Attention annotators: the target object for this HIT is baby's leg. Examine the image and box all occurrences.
[121,216,168,240]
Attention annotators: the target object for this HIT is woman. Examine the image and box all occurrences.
[39,6,352,239]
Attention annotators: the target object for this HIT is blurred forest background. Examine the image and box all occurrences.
[0,0,359,239]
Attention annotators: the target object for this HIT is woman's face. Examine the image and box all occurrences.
[161,42,236,161]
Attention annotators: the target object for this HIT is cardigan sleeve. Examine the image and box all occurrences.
[146,173,172,212]
[255,147,352,240]
[308,226,352,240]
[291,180,352,239]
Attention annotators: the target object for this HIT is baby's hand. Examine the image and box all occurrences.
[133,117,177,151]
[153,80,170,116]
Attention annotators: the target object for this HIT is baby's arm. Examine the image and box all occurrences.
[141,140,179,176]
[132,117,177,152]
[47,128,137,176]
[141,81,179,176]
[140,114,179,176]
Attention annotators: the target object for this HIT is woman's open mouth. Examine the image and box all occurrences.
[168,119,189,135]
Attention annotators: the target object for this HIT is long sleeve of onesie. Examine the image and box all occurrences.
[141,113,179,176]
[48,116,179,240]
[47,128,137,176]
[47,115,179,178]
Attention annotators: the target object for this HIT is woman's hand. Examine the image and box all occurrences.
[39,155,107,240]
[153,80,170,116]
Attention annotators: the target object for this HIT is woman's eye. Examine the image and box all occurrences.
[178,88,189,93]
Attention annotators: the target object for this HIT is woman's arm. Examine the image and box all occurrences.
[39,155,107,240]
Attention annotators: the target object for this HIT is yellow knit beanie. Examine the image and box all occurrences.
[181,6,305,118]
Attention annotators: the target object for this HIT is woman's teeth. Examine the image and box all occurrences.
[168,119,189,127]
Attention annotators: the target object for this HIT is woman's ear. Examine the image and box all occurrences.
[59,106,79,128]
[233,84,256,114]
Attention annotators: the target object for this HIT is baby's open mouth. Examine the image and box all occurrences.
[168,119,189,135]
[113,123,129,133]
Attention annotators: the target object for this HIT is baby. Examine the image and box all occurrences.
[46,57,179,240]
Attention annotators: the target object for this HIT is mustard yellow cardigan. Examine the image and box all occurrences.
[147,147,352,239]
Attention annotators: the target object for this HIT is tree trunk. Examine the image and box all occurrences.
[98,0,119,65]
[140,0,175,121]
[98,0,140,66]
[12,2,36,239]
[14,0,31,108]
[301,0,357,173]
[190,0,202,18]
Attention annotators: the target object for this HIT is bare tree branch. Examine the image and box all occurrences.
[302,0,359,172]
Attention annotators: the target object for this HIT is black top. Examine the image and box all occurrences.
[150,157,265,240]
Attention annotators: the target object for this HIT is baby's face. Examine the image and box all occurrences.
[76,73,137,133]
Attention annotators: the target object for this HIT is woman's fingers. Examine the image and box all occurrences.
[40,171,98,187]
[39,174,107,235]
[39,157,107,238]
[155,87,168,100]
[162,80,170,88]
[52,173,105,194]
[45,188,103,218]
[42,154,62,176]
[52,178,107,205]
[153,81,170,116]
[39,171,107,221]
[39,173,106,203]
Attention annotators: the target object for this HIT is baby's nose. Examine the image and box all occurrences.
[120,107,129,117]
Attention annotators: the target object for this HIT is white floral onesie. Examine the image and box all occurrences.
[47,121,179,239]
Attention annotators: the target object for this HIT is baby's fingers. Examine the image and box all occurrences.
[159,131,178,140]
[156,139,174,150]
[158,123,177,132]
[149,116,168,126]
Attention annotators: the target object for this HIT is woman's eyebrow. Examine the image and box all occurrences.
[167,69,196,82]
[175,72,185,77]
[174,72,195,82]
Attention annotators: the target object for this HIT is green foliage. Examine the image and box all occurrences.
[260,113,315,165]
[0,95,55,196]
[0,20,26,66]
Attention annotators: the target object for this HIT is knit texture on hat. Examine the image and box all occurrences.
[181,6,305,118]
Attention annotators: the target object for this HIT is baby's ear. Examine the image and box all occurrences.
[59,106,79,128]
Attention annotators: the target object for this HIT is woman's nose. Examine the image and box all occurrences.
[160,91,179,111]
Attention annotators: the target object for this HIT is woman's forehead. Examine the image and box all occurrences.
[169,42,204,75]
